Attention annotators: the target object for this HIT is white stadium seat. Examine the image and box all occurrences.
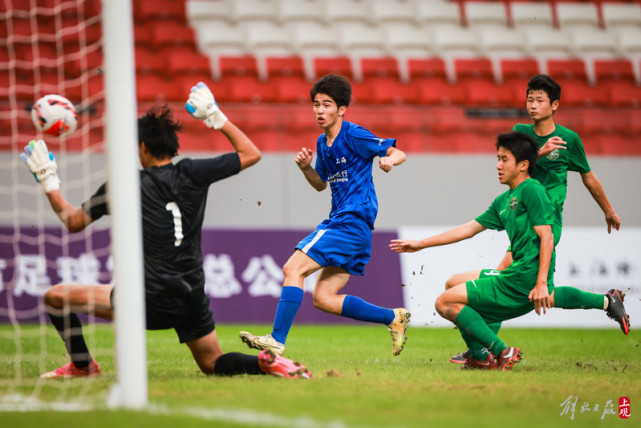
[602,3,641,34]
[465,2,508,29]
[556,2,600,32]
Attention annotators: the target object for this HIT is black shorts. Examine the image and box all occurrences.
[145,288,216,343]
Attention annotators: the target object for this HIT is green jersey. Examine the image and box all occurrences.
[475,178,556,288]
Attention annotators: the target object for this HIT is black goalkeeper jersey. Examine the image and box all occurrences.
[82,154,241,296]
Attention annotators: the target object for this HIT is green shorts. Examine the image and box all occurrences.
[466,269,549,324]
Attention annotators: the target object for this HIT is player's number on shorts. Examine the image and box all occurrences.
[165,202,184,247]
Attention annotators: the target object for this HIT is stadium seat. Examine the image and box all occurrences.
[594,58,636,83]
[220,75,277,104]
[361,57,400,80]
[478,27,528,59]
[166,47,211,76]
[370,0,416,33]
[384,26,433,68]
[219,55,259,78]
[556,2,600,31]
[595,133,641,156]
[322,0,372,26]
[408,57,448,81]
[431,26,480,59]
[617,27,641,60]
[603,80,641,107]
[245,23,294,61]
[292,23,342,79]
[313,57,353,80]
[415,1,461,30]
[465,2,509,30]
[411,79,466,106]
[135,46,166,75]
[567,28,619,59]
[174,73,224,102]
[546,58,588,82]
[135,0,186,21]
[553,79,609,107]
[277,0,324,27]
[136,74,180,102]
[510,2,555,31]
[231,0,278,26]
[454,58,494,82]
[151,20,196,48]
[500,58,540,83]
[186,0,232,24]
[523,28,573,58]
[196,22,245,52]
[267,56,309,103]
[601,3,641,33]
[134,21,154,47]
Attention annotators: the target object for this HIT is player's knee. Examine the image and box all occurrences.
[43,285,65,308]
[444,276,457,290]
[312,292,328,310]
[434,294,448,317]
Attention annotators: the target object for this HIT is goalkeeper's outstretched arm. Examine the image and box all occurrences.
[20,139,93,233]
[44,190,94,233]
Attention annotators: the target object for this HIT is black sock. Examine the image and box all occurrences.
[47,311,92,369]
[213,352,264,376]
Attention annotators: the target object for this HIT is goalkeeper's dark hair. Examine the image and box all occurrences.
[527,74,561,103]
[138,104,181,159]
[310,74,351,108]
[496,131,538,176]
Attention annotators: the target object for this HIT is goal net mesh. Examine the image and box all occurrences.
[0,0,114,410]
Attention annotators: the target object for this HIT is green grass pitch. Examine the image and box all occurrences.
[1,324,639,427]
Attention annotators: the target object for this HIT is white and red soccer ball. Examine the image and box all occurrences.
[31,94,78,137]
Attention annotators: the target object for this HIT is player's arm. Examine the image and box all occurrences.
[528,224,553,315]
[389,220,486,253]
[379,146,406,172]
[496,250,513,270]
[45,190,94,233]
[580,170,621,233]
[19,139,93,233]
[295,147,327,191]
[186,82,261,171]
[218,121,261,171]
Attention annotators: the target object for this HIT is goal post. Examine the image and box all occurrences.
[101,0,147,408]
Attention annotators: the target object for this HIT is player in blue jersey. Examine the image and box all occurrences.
[239,74,410,356]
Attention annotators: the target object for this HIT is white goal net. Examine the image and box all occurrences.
[0,0,144,410]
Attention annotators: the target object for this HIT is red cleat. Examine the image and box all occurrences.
[496,347,522,372]
[258,350,311,379]
[461,353,498,370]
[40,360,101,379]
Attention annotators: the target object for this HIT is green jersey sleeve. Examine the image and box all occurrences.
[475,192,507,231]
[566,130,591,174]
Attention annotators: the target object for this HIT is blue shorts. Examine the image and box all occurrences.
[295,214,372,275]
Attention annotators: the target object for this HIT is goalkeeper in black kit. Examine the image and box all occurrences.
[20,83,311,379]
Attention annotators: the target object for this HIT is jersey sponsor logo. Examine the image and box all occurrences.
[327,170,348,184]
[510,197,518,211]
[546,149,560,161]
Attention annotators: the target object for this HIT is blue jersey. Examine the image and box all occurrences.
[314,121,396,229]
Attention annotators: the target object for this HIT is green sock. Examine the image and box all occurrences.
[455,306,507,357]
[460,330,490,361]
[554,287,604,310]
[460,321,503,360]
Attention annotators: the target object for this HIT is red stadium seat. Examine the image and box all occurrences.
[463,79,515,107]
[361,57,400,79]
[266,56,305,78]
[313,57,353,80]
[271,76,311,103]
[500,58,540,83]
[407,57,447,81]
[454,58,494,82]
[547,58,588,82]
[594,58,636,83]
[134,0,186,21]
[136,74,180,102]
[135,46,166,75]
[166,47,211,76]
[220,75,276,104]
[219,55,259,78]
[151,20,196,48]
[604,80,641,107]
[411,79,466,106]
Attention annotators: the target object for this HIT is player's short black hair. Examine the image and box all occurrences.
[310,74,351,108]
[527,74,561,103]
[138,104,181,159]
[496,131,538,176]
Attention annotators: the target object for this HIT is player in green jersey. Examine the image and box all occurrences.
[445,75,629,365]
[390,131,556,371]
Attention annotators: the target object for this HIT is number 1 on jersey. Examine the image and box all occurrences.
[165,202,184,247]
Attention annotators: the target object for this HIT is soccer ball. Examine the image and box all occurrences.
[31,94,78,138]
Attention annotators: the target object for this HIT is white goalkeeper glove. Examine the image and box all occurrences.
[185,82,228,130]
[19,139,61,193]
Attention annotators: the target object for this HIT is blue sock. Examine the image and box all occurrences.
[271,286,303,344]
[341,295,395,325]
